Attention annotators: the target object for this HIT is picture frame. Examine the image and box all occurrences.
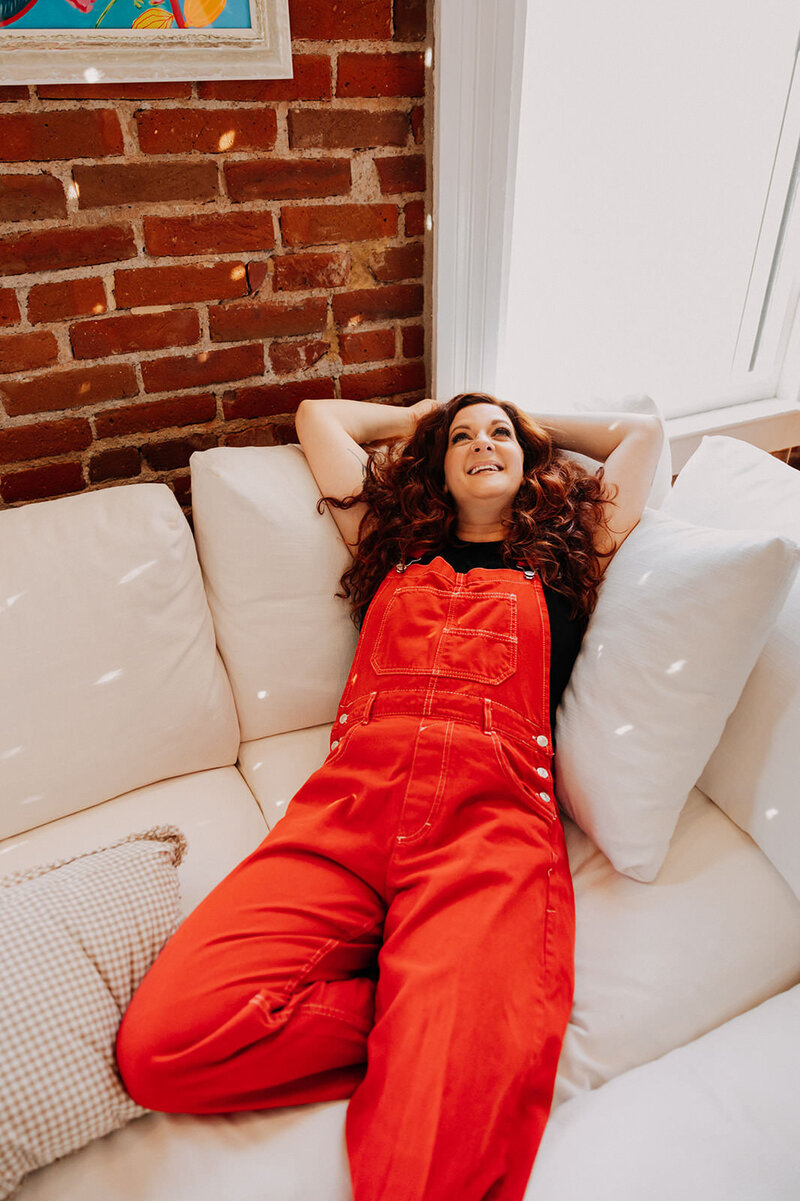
[0,0,291,84]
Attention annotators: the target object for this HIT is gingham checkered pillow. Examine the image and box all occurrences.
[0,826,186,1199]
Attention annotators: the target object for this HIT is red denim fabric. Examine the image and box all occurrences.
[116,559,575,1201]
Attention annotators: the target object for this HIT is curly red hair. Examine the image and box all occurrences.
[322,393,614,625]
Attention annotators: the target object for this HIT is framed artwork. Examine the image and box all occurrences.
[0,0,291,83]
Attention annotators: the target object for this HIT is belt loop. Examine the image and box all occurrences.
[483,698,493,734]
[362,691,377,724]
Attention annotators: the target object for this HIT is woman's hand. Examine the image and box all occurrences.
[406,397,446,424]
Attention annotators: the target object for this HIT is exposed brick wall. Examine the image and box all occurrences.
[0,0,430,515]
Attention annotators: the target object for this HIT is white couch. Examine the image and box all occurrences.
[1,434,799,1201]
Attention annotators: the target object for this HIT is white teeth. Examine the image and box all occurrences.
[468,464,500,474]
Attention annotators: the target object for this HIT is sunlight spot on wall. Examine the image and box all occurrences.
[347,315,362,327]
[84,67,101,83]
[79,382,90,395]
[92,304,104,314]
[230,266,246,281]
[197,351,209,363]
[1,746,24,761]
[614,723,634,736]
[257,690,270,699]
[425,47,433,68]
[119,560,157,585]
[95,669,123,685]
[218,130,236,151]
[765,808,779,820]
[68,181,80,201]
[426,213,433,232]
[666,659,686,675]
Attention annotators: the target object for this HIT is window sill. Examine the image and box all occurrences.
[667,397,800,473]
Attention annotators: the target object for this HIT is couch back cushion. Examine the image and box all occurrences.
[665,436,800,899]
[190,446,357,741]
[0,484,239,841]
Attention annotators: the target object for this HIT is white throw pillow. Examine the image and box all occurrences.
[0,828,186,1200]
[665,436,800,898]
[554,507,799,881]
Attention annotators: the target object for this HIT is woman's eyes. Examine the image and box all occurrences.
[450,426,512,444]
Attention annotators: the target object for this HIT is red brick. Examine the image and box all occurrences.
[74,162,219,210]
[141,433,217,471]
[247,260,270,293]
[339,327,395,365]
[273,251,350,291]
[405,199,425,235]
[89,446,142,483]
[115,261,248,308]
[223,421,295,448]
[141,343,264,394]
[411,105,424,144]
[39,83,192,100]
[333,283,423,325]
[136,108,277,154]
[375,154,426,194]
[288,108,409,150]
[172,473,192,507]
[95,392,216,438]
[0,224,136,277]
[0,363,138,417]
[0,173,66,222]
[269,338,330,374]
[0,331,59,375]
[225,158,351,202]
[27,277,107,324]
[0,417,92,465]
[0,86,29,101]
[198,56,331,102]
[340,361,426,400]
[393,0,427,40]
[70,309,201,360]
[402,323,424,357]
[370,242,423,281]
[337,52,424,98]
[223,375,335,420]
[0,462,84,504]
[0,111,123,163]
[143,211,274,257]
[281,204,398,247]
[209,296,327,341]
[287,0,390,39]
[0,290,21,327]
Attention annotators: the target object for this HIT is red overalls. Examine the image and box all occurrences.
[116,557,576,1201]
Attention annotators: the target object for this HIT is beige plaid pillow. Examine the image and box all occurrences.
[0,827,186,1199]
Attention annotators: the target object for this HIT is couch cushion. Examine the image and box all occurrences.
[665,435,800,899]
[554,787,800,1105]
[190,446,357,741]
[0,766,267,917]
[554,506,799,881]
[0,484,239,841]
[15,1101,351,1201]
[527,983,800,1201]
[0,829,185,1201]
[237,724,333,828]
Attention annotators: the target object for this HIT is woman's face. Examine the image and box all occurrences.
[443,403,525,522]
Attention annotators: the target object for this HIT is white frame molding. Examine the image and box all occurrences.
[0,0,291,84]
[432,0,528,399]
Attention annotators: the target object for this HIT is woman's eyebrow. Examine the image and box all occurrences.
[449,419,509,435]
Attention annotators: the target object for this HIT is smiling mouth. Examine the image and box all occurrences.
[468,464,502,475]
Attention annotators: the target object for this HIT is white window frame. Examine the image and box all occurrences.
[432,0,800,472]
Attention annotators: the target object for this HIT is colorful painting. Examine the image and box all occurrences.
[0,0,252,29]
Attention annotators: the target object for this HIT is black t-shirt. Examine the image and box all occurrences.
[417,539,586,733]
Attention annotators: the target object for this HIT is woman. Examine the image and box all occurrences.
[117,392,662,1201]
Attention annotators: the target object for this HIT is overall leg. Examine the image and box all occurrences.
[344,722,575,1201]
[117,746,388,1114]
